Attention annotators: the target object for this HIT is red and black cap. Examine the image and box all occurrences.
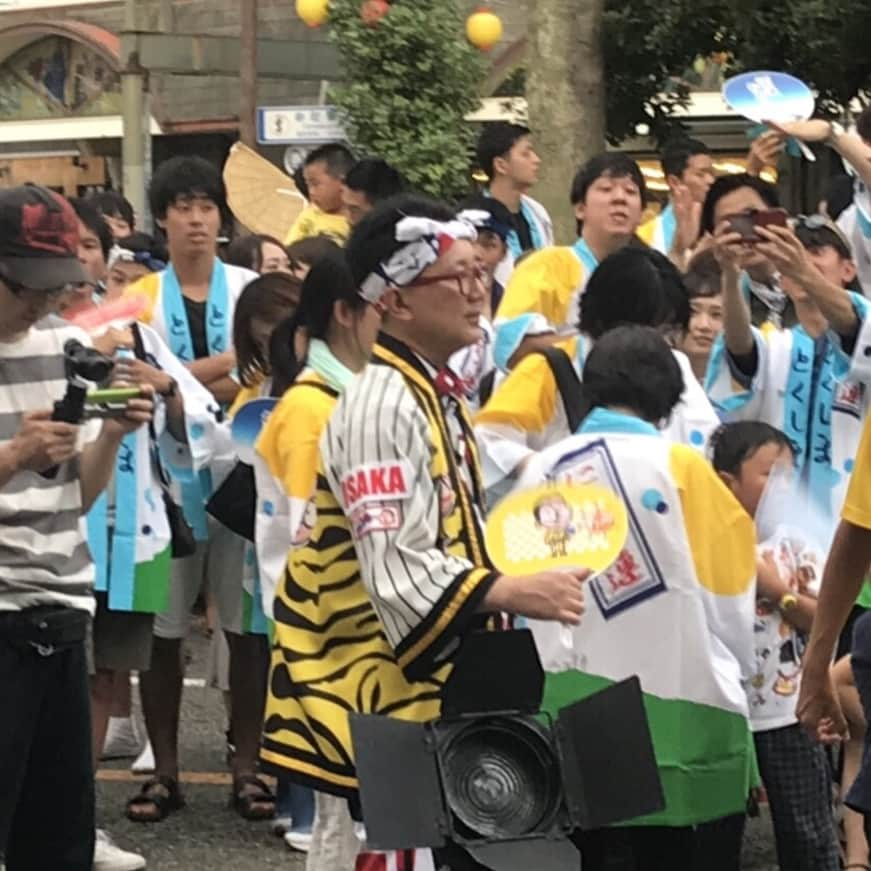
[0,184,90,290]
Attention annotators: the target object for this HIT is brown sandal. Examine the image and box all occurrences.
[231,774,276,821]
[126,776,185,823]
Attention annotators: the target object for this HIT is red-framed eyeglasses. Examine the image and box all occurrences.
[402,266,487,297]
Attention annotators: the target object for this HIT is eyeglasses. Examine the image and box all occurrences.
[403,266,487,297]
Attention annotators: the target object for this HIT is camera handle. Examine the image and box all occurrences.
[51,376,89,424]
[42,376,90,479]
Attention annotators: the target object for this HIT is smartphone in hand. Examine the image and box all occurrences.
[727,208,788,242]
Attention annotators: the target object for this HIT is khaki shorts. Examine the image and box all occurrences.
[153,517,247,640]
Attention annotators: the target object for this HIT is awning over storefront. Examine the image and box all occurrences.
[0,115,162,144]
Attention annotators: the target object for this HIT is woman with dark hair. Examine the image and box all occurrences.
[256,248,382,861]
[224,233,290,274]
[518,325,757,871]
[232,272,302,389]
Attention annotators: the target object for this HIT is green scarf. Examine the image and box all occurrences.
[307,338,355,392]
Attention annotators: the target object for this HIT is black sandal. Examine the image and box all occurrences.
[231,774,276,821]
[126,776,185,823]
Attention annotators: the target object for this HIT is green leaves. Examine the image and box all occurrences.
[328,0,485,199]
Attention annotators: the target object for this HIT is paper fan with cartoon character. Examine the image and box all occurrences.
[485,482,629,575]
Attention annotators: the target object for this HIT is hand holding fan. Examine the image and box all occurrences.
[486,482,629,643]
[723,71,817,162]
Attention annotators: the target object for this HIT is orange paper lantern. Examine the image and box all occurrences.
[296,0,329,28]
[361,0,390,26]
[466,6,503,52]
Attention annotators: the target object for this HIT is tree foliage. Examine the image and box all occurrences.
[327,0,485,199]
[724,0,871,116]
[602,0,724,144]
[498,0,870,146]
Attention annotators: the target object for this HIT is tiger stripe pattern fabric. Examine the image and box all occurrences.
[261,337,497,796]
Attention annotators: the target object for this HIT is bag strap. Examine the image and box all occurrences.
[293,378,340,400]
[478,369,497,407]
[130,322,173,492]
[536,345,583,433]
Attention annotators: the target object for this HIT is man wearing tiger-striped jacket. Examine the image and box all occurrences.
[261,196,590,870]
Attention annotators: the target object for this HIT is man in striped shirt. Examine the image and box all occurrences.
[0,185,153,871]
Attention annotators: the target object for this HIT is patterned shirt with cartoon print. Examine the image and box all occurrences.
[747,528,821,732]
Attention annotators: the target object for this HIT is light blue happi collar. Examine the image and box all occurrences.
[484,190,544,261]
[659,203,677,252]
[307,338,355,392]
[162,258,230,362]
[571,236,599,275]
[161,258,230,539]
[578,406,660,437]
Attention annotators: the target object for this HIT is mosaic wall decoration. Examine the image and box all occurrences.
[0,35,120,119]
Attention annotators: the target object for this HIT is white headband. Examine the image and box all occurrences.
[359,215,477,304]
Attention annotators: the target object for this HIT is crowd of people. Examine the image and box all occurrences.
[1,109,871,871]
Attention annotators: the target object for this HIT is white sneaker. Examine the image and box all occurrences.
[272,814,294,836]
[102,717,143,760]
[130,741,155,774]
[93,829,146,871]
[284,830,313,853]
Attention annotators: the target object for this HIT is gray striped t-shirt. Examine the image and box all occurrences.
[0,322,100,614]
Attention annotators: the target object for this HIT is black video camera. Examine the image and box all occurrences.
[350,630,665,871]
[52,339,116,424]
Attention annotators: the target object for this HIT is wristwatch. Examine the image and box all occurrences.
[161,378,178,399]
[778,592,799,613]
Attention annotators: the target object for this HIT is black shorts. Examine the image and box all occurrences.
[88,592,154,673]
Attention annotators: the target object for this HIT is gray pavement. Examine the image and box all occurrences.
[96,619,779,870]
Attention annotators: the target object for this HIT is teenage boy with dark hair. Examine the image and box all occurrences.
[0,184,153,870]
[285,142,355,245]
[476,121,553,288]
[706,207,867,529]
[342,157,405,226]
[55,197,115,318]
[122,156,268,824]
[493,152,646,369]
[639,137,715,257]
[698,173,789,329]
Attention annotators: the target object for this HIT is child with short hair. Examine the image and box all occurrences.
[284,143,355,246]
[712,420,841,871]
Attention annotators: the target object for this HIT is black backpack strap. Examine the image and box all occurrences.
[536,345,583,433]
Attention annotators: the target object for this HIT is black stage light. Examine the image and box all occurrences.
[350,629,664,869]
